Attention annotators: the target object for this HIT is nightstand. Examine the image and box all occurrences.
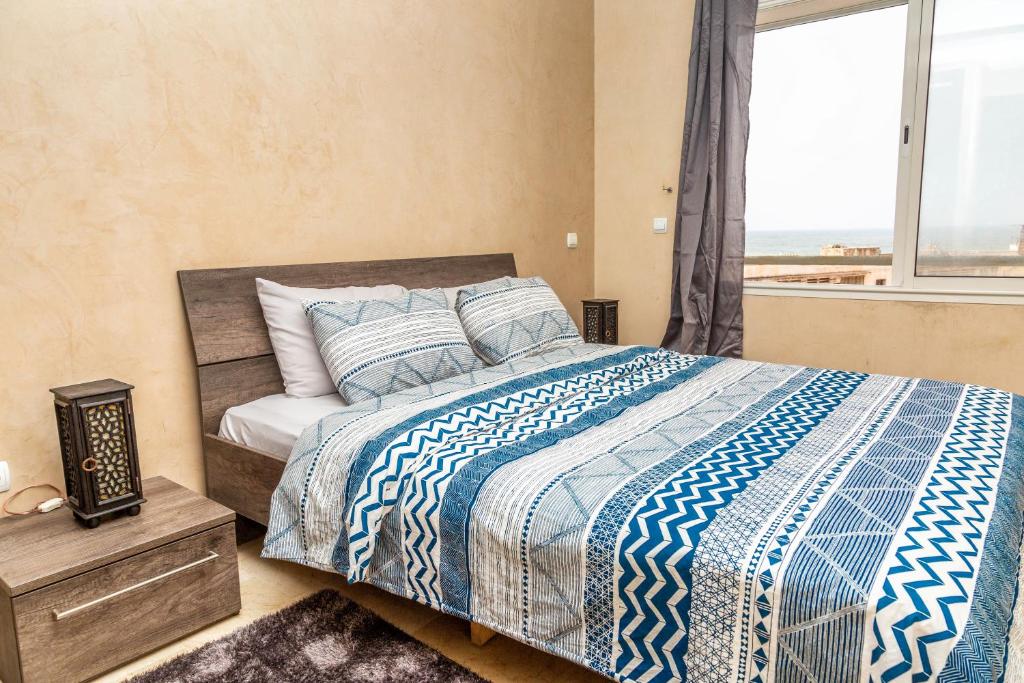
[0,477,240,683]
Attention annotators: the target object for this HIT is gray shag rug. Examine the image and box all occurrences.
[129,589,487,682]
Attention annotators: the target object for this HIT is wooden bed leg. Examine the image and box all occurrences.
[470,623,497,646]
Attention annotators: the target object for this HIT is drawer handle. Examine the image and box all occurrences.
[52,551,219,621]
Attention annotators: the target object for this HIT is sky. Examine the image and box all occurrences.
[744,6,908,233]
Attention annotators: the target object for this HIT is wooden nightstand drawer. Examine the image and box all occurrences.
[11,522,239,682]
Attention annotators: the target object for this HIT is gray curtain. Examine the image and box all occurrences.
[661,0,758,358]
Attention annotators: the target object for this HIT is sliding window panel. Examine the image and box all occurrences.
[745,5,908,288]
[915,0,1024,279]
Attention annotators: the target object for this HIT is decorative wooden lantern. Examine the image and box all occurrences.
[582,298,619,345]
[50,379,145,528]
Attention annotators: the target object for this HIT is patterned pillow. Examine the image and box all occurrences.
[455,277,583,365]
[304,288,485,403]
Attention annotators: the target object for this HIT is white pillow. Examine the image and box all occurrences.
[442,285,469,309]
[255,278,408,397]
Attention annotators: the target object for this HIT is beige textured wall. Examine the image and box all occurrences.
[594,1,1024,395]
[594,0,693,347]
[0,1,594,505]
[745,297,1024,393]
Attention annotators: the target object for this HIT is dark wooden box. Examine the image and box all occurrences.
[51,379,145,527]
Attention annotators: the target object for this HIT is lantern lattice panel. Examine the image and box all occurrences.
[56,404,80,503]
[85,402,133,501]
[604,305,618,345]
[582,299,619,345]
[584,306,601,343]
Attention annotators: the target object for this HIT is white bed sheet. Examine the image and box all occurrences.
[217,393,345,458]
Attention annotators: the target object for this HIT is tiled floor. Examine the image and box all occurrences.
[99,537,606,682]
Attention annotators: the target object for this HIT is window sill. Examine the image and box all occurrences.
[743,282,1024,305]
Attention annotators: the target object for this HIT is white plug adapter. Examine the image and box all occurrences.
[38,497,64,513]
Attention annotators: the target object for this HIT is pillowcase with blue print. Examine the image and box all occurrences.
[304,288,485,404]
[455,276,583,365]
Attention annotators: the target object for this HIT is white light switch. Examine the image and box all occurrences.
[0,461,9,493]
[566,232,578,248]
[653,217,669,234]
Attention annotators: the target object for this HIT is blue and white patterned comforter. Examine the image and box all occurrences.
[263,344,1024,682]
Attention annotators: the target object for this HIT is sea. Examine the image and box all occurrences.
[746,227,1021,257]
[745,229,893,256]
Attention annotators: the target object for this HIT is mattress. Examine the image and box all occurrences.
[217,392,345,458]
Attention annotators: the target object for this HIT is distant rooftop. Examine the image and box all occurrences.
[819,244,882,257]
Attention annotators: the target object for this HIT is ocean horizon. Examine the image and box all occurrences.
[746,229,893,257]
[746,227,1020,257]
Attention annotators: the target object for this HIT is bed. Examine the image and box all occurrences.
[181,255,1024,683]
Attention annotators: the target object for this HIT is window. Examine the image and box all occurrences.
[746,0,1024,301]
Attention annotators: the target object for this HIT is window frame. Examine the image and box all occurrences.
[745,0,1024,305]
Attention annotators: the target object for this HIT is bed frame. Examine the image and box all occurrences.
[178,253,517,529]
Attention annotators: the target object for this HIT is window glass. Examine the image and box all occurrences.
[745,6,908,286]
[915,0,1024,277]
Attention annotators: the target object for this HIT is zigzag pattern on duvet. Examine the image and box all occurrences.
[277,400,394,558]
[515,360,764,648]
[301,345,614,572]
[583,364,812,674]
[614,369,866,683]
[738,377,914,683]
[766,380,965,683]
[340,346,653,508]
[316,345,618,570]
[436,357,730,616]
[937,395,1024,683]
[397,352,697,604]
[938,621,989,683]
[344,349,673,580]
[867,385,1011,683]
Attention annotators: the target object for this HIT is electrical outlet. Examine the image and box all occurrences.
[0,461,10,493]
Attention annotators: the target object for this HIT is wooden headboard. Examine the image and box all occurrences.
[178,253,517,435]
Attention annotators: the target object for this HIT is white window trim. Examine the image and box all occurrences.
[748,0,1024,305]
[744,282,1024,305]
[891,0,927,290]
[756,0,906,31]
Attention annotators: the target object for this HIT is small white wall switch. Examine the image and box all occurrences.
[653,217,669,234]
[0,461,10,493]
[566,232,578,248]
